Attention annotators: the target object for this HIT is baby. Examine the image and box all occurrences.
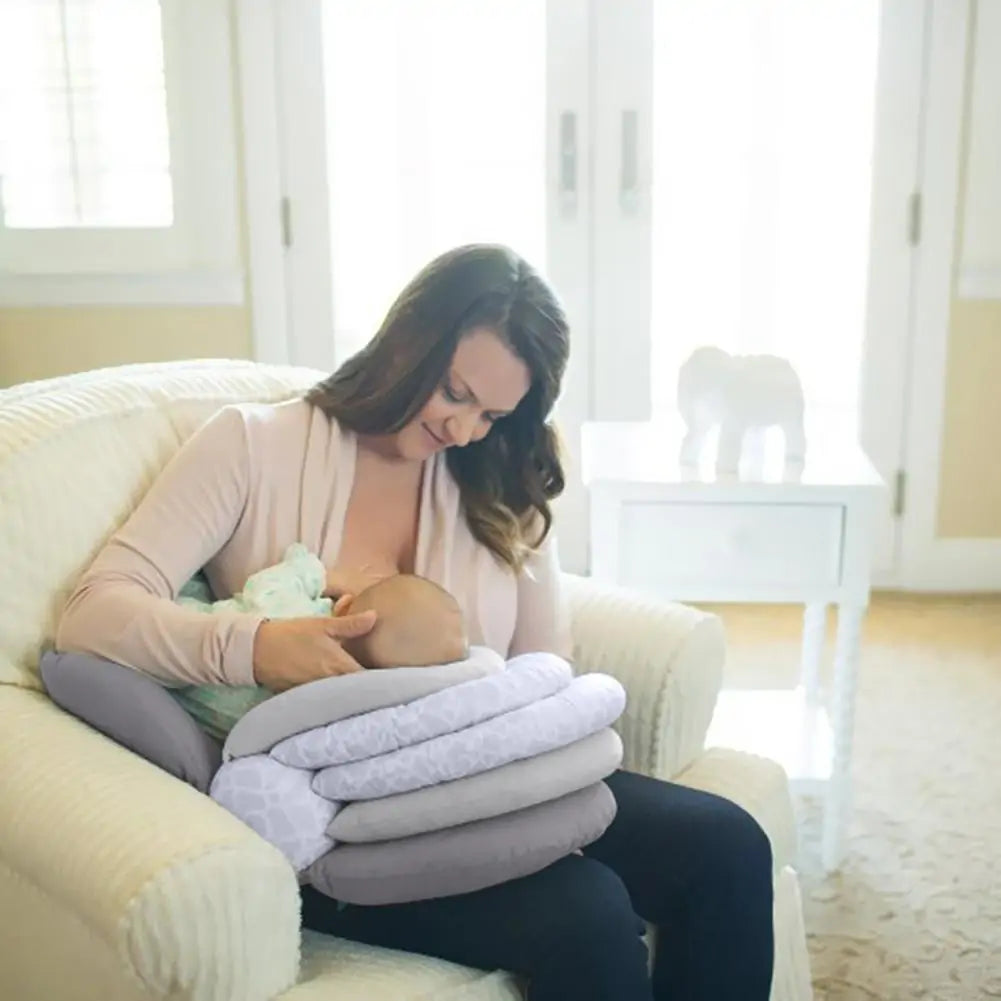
[172,545,469,739]
[334,573,468,670]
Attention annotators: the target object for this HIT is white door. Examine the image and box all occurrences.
[591,0,925,579]
[272,0,594,571]
[860,0,928,581]
[268,0,926,579]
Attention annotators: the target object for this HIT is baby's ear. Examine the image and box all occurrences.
[332,593,355,616]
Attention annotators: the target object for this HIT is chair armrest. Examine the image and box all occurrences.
[563,574,724,779]
[0,687,301,1001]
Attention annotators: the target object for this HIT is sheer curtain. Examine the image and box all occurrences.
[649,0,880,442]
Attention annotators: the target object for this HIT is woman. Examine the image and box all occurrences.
[57,245,773,1001]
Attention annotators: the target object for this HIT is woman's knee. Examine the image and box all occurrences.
[698,797,773,891]
[531,857,647,960]
[722,800,772,868]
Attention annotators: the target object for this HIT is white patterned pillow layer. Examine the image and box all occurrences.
[209,755,340,871]
[271,652,573,769]
[312,673,626,801]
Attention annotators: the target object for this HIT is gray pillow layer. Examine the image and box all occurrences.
[329,727,623,843]
[223,650,503,761]
[40,650,222,793]
[307,781,617,905]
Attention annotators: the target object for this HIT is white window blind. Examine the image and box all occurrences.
[0,0,173,229]
[0,0,241,305]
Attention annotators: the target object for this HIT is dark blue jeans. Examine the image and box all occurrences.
[301,769,774,1001]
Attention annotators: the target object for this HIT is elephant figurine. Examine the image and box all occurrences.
[677,346,806,474]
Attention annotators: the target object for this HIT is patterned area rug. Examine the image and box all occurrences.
[707,595,1001,1001]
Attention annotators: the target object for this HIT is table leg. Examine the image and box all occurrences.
[800,603,827,706]
[822,603,864,873]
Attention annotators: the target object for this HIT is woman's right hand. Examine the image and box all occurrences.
[251,611,377,691]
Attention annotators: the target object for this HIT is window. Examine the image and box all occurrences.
[0,0,241,304]
[0,0,172,229]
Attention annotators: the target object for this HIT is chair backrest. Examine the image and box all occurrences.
[0,359,325,689]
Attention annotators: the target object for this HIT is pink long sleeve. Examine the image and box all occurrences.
[56,406,262,686]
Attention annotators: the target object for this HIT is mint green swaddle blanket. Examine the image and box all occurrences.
[170,543,333,739]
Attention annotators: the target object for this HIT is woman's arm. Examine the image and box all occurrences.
[508,530,573,660]
[56,406,262,686]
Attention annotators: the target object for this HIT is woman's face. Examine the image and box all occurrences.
[393,327,531,461]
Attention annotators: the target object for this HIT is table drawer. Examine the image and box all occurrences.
[616,502,844,594]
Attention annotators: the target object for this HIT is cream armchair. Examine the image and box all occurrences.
[0,360,812,1001]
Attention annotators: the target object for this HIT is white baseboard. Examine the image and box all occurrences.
[894,538,1001,592]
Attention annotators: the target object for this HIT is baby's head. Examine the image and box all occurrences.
[336,574,468,669]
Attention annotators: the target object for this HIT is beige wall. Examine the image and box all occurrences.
[0,307,251,389]
[938,300,1001,536]
[937,4,1001,537]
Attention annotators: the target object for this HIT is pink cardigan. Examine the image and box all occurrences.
[56,399,570,686]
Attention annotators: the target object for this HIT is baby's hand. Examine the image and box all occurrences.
[331,593,354,617]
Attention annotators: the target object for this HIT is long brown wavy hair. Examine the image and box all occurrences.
[305,244,569,570]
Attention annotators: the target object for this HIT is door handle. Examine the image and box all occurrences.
[620,109,639,214]
[559,110,577,218]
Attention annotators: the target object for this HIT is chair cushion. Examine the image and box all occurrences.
[288,931,523,1000]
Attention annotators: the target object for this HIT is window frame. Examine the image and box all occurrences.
[0,0,243,306]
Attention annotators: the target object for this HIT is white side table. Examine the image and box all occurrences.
[581,420,885,872]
